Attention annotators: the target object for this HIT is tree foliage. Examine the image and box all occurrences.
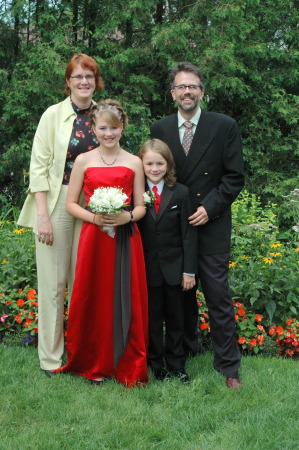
[0,0,298,221]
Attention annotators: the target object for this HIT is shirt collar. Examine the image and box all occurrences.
[147,179,164,194]
[178,107,201,128]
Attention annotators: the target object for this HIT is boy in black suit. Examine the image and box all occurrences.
[138,139,198,383]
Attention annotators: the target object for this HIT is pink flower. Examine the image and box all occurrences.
[1,314,8,323]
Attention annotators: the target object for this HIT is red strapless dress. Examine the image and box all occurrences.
[55,167,148,386]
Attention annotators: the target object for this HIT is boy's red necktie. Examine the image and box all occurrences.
[152,186,160,213]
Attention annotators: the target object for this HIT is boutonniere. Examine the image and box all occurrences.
[143,190,156,208]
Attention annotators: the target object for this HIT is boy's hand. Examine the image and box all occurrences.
[182,274,196,291]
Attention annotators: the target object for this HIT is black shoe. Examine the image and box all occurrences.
[89,377,108,385]
[170,369,190,384]
[44,370,57,378]
[152,367,171,381]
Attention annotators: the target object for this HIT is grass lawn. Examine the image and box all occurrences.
[0,346,298,450]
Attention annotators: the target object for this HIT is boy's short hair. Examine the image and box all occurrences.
[138,139,176,187]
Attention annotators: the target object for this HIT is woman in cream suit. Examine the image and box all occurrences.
[18,53,104,375]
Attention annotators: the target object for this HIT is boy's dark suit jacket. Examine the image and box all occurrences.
[150,110,245,254]
[138,183,198,287]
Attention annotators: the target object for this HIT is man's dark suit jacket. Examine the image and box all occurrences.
[138,183,198,287]
[150,110,245,254]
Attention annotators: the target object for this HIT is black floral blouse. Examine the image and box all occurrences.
[62,101,99,185]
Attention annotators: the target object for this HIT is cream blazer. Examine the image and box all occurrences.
[18,97,79,233]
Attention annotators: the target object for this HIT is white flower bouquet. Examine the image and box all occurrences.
[88,187,129,238]
[143,190,156,207]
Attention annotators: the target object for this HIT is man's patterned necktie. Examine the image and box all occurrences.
[182,120,194,155]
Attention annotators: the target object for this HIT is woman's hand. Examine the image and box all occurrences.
[35,192,54,245]
[37,213,54,246]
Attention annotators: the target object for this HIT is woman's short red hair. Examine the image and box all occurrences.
[64,53,104,95]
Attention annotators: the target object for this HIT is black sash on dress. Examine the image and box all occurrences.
[85,206,135,367]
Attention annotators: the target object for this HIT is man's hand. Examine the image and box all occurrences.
[188,206,209,226]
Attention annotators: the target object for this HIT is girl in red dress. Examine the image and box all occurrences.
[54,100,148,387]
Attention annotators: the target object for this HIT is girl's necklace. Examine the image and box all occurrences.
[99,148,119,166]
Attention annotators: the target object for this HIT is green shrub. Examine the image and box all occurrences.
[230,190,299,323]
[231,190,279,259]
[0,219,37,291]
[229,242,299,324]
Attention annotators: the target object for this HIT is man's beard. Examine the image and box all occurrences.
[178,96,200,112]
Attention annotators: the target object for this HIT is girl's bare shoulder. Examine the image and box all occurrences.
[75,148,99,167]
[120,150,142,169]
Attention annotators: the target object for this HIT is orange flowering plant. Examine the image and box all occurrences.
[197,291,213,353]
[197,292,298,358]
[197,291,210,333]
[0,287,39,343]
[0,287,69,345]
[268,319,299,358]
[233,302,269,354]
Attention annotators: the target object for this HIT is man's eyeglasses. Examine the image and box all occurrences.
[70,75,95,81]
[173,84,202,91]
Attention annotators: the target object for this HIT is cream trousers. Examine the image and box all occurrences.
[35,185,82,370]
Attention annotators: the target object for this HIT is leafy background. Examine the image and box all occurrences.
[0,0,298,216]
[0,0,298,356]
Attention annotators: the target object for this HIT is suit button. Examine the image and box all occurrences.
[204,172,208,175]
[156,231,160,235]
[197,193,201,197]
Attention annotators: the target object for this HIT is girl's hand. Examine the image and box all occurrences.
[95,210,131,227]
[182,274,196,291]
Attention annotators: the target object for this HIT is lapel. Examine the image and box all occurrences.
[156,185,174,223]
[180,110,214,183]
[145,183,174,223]
[145,182,157,222]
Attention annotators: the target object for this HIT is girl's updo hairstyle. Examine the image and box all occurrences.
[89,99,128,131]
[138,139,176,187]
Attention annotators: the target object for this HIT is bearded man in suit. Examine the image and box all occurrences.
[150,62,245,390]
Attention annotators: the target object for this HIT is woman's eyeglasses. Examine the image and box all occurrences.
[70,75,95,81]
